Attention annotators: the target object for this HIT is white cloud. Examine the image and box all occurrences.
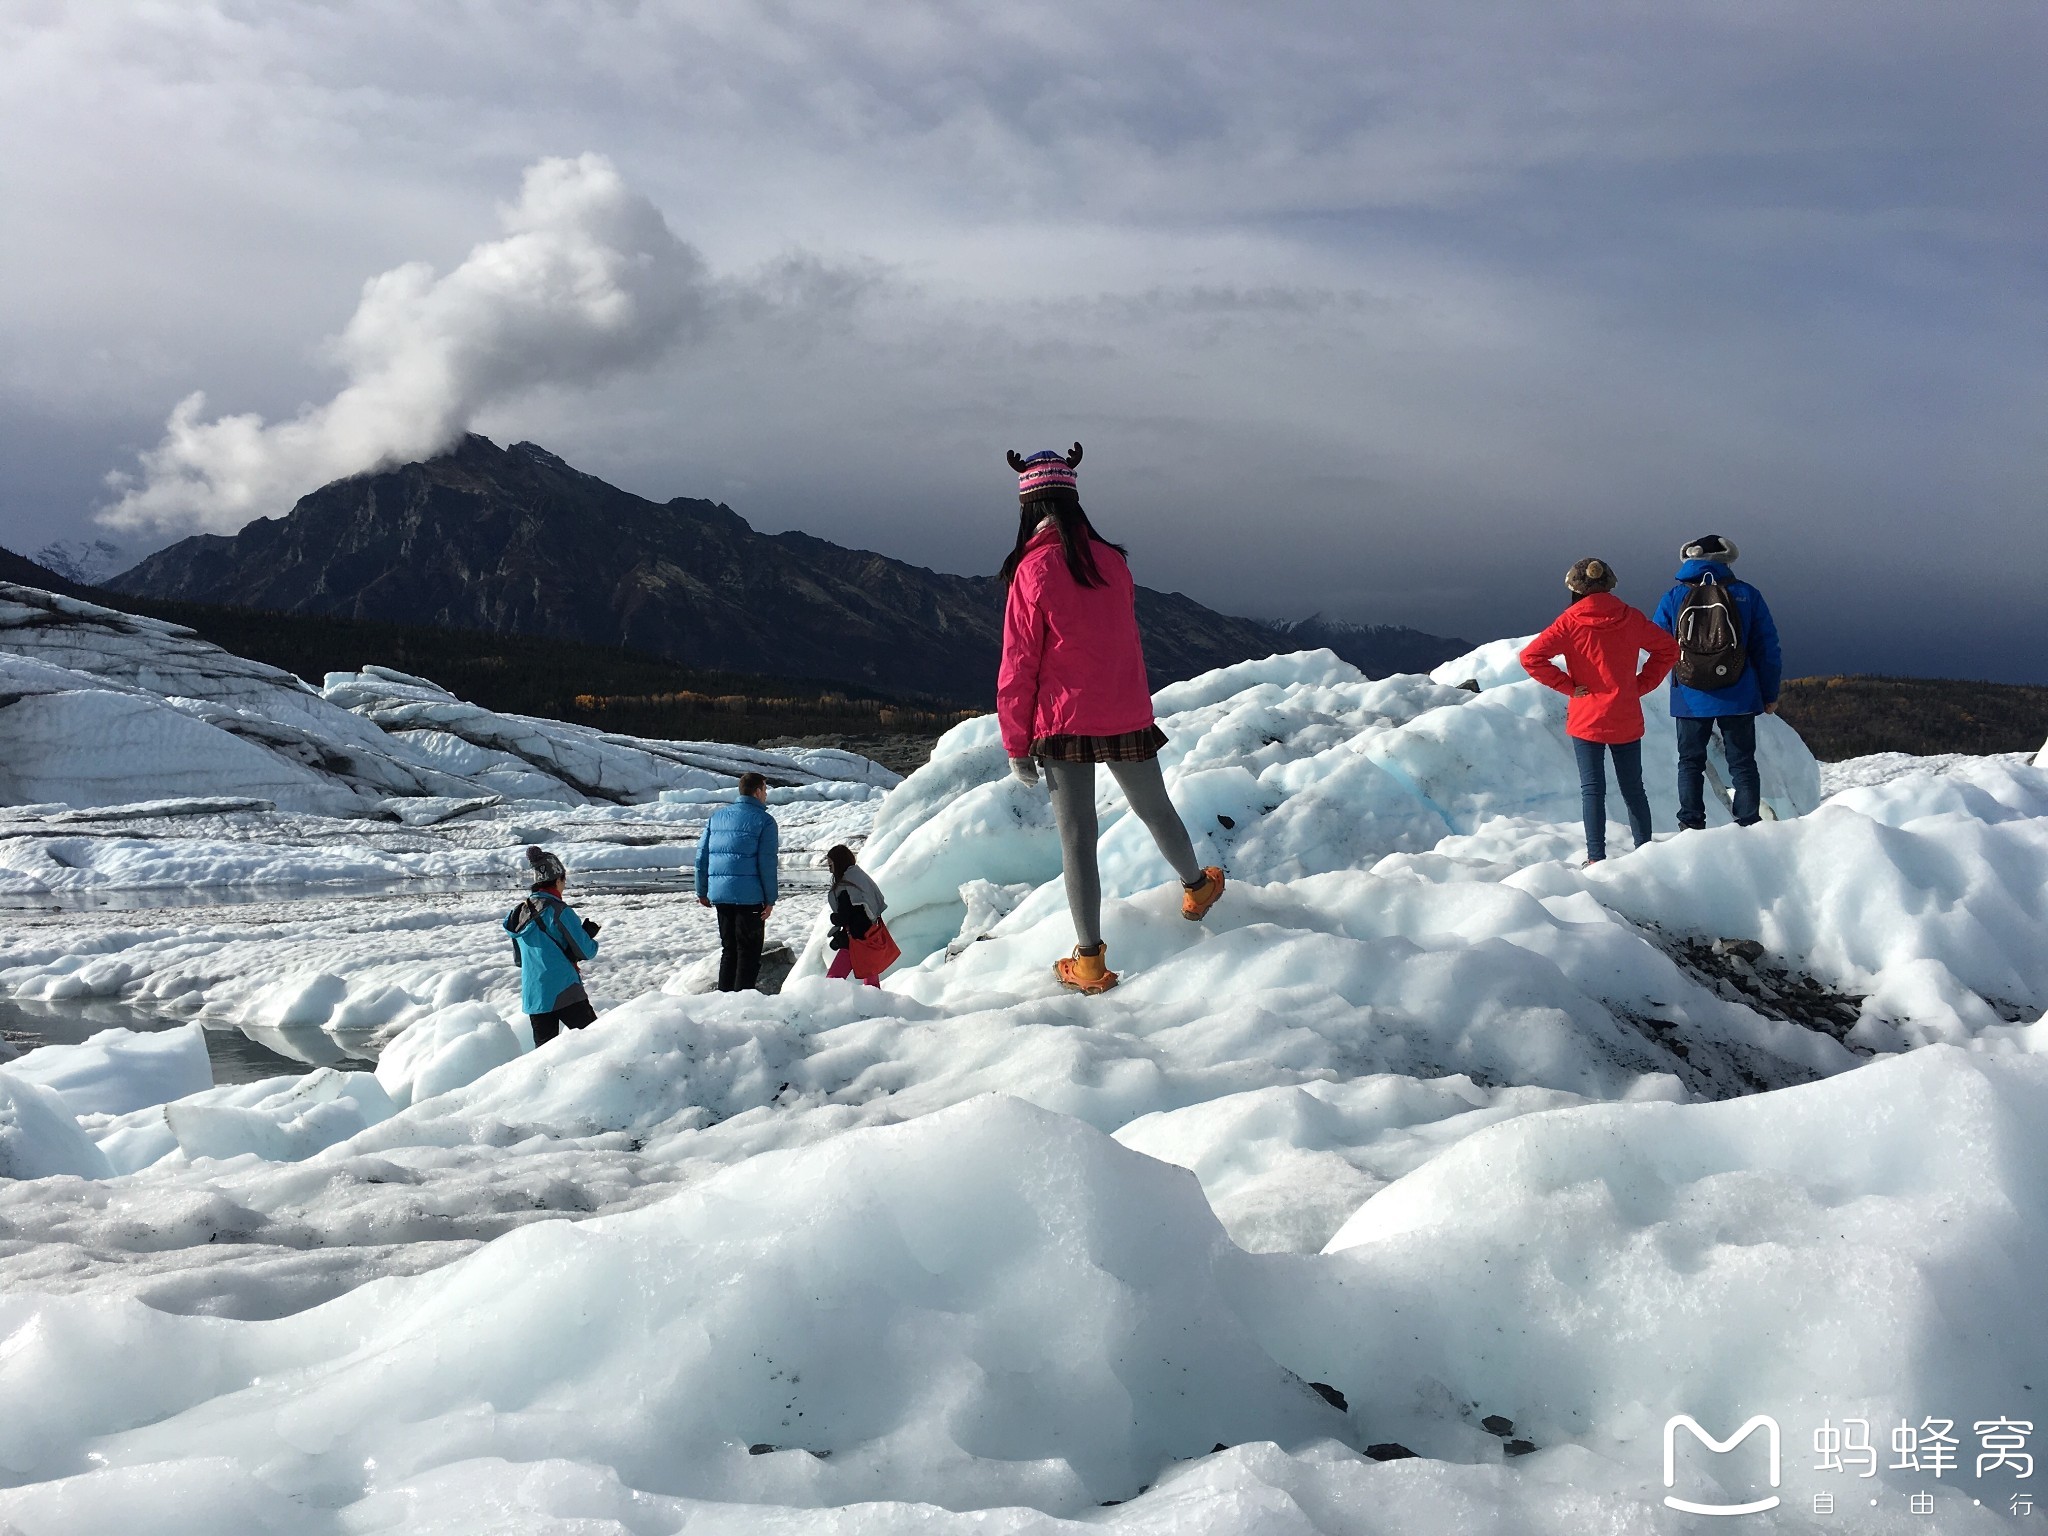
[100,153,708,535]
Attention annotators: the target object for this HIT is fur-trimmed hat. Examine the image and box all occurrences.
[1005,443,1082,502]
[1680,533,1739,563]
[525,844,566,889]
[1566,557,1618,595]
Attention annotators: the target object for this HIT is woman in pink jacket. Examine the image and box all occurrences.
[997,444,1226,994]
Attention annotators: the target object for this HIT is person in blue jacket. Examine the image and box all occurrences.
[695,770,780,991]
[503,845,600,1044]
[1651,534,1783,830]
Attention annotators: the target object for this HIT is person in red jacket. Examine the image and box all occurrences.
[1519,558,1681,865]
[997,443,1226,994]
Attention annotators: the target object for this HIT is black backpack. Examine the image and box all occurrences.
[1673,574,1748,690]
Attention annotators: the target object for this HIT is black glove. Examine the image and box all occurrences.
[581,917,603,938]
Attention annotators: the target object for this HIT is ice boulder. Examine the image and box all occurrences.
[1589,803,2048,1012]
[85,1066,396,1174]
[1429,635,1533,691]
[0,1070,114,1179]
[4,1024,212,1116]
[1291,1046,2048,1508]
[0,1097,1349,1513]
[374,1001,528,1108]
[1822,756,2048,828]
[1114,1075,1602,1254]
[0,652,366,815]
[166,1068,398,1163]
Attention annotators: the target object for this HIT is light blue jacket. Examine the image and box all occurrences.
[1652,560,1784,718]
[695,795,780,906]
[503,892,598,1014]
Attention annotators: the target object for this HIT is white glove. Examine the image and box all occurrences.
[1009,756,1039,786]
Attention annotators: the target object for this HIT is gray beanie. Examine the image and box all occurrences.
[1566,557,1618,596]
[1680,534,1739,563]
[525,844,566,889]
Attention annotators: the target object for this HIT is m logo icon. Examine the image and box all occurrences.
[1663,1414,1782,1516]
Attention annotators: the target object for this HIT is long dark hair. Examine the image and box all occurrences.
[826,844,856,880]
[999,489,1127,588]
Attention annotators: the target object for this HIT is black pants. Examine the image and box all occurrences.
[716,903,767,991]
[530,996,598,1045]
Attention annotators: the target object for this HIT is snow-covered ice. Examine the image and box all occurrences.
[0,582,895,822]
[4,595,2047,1533]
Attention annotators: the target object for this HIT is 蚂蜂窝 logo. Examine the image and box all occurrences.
[1664,1414,1782,1516]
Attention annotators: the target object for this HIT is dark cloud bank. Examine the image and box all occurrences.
[1,2,2041,682]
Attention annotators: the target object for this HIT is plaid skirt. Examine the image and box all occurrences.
[1030,724,1168,763]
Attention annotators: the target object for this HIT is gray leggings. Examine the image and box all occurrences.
[1043,756,1204,949]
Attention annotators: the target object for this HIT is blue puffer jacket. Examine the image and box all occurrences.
[1651,559,1783,718]
[503,892,598,1014]
[695,795,780,906]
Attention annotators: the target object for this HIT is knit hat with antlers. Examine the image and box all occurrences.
[1005,443,1083,502]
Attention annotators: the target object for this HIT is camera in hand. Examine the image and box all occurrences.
[581,918,603,938]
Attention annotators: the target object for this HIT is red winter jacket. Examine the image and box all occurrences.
[997,527,1156,758]
[1518,593,1681,744]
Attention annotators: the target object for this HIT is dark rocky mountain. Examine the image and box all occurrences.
[110,437,1311,703]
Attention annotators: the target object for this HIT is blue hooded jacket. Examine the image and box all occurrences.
[1651,560,1783,718]
[695,794,780,906]
[503,892,598,1015]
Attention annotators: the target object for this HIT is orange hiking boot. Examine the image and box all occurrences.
[1181,866,1226,921]
[1054,943,1118,994]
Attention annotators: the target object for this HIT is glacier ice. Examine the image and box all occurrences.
[3,586,2047,1533]
[0,582,896,820]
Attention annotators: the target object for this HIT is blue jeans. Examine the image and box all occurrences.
[1573,737,1652,862]
[1675,714,1761,828]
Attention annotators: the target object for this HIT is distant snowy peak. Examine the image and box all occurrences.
[0,544,95,598]
[31,537,127,587]
[1269,614,1470,679]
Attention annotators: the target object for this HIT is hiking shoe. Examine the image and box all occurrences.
[1181,867,1226,921]
[1055,944,1118,994]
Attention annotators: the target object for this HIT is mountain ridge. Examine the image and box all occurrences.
[107,435,1470,702]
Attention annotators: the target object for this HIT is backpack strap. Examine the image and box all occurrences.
[526,897,587,969]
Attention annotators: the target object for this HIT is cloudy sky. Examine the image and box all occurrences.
[2,1,2043,680]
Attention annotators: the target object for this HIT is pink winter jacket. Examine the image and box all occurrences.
[997,527,1156,758]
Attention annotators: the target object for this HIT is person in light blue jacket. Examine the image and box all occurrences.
[695,771,780,991]
[1651,534,1784,830]
[503,845,600,1044]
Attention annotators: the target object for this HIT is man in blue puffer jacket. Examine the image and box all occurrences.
[695,771,780,991]
[1652,534,1784,830]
